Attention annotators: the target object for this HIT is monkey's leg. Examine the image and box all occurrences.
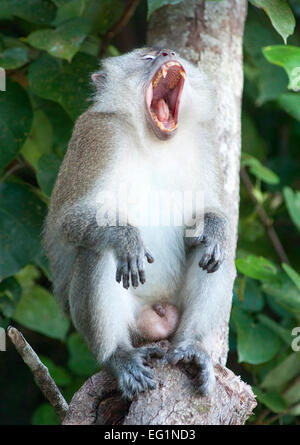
[69,248,163,400]
[168,247,231,396]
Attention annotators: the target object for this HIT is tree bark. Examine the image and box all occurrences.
[63,0,256,425]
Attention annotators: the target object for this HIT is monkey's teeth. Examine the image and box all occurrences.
[180,69,186,79]
[162,66,167,78]
[153,71,163,88]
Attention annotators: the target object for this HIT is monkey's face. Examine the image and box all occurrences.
[92,48,187,141]
[143,49,186,140]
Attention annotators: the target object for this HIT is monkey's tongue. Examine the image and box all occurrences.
[155,98,169,122]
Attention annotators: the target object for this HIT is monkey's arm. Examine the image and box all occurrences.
[48,111,153,288]
[184,212,228,273]
[56,204,153,288]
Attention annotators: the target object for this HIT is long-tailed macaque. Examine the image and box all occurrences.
[44,48,229,399]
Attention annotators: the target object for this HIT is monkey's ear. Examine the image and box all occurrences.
[91,72,105,89]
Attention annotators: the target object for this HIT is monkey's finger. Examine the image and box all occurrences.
[129,258,139,288]
[137,255,146,284]
[167,351,185,365]
[145,249,154,263]
[139,346,164,361]
[213,244,221,262]
[208,261,221,274]
[121,261,129,289]
[199,253,212,269]
[116,261,122,283]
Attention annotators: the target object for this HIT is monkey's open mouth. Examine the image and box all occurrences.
[146,61,185,137]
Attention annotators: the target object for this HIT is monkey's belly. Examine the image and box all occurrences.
[133,226,185,302]
[136,303,180,341]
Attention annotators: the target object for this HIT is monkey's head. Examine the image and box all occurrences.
[92,48,213,141]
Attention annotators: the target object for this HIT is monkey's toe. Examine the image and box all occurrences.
[138,345,165,363]
[167,344,215,396]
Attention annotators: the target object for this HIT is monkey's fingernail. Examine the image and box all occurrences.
[146,252,154,263]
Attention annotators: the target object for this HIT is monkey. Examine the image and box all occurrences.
[44,47,230,400]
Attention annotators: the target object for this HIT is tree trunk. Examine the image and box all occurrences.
[63,0,257,425]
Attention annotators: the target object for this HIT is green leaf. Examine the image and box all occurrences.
[241,154,280,184]
[13,285,69,340]
[231,307,282,364]
[0,0,56,25]
[37,153,62,197]
[283,187,300,231]
[263,45,300,91]
[82,0,124,34]
[67,332,98,376]
[282,263,300,292]
[37,99,73,152]
[284,380,300,415]
[242,114,268,160]
[147,0,184,18]
[262,353,300,390]
[0,47,28,69]
[236,255,278,282]
[257,314,292,345]
[40,355,72,386]
[53,0,86,25]
[0,79,33,172]
[0,276,22,317]
[27,18,90,62]
[32,403,60,425]
[253,387,288,413]
[0,183,46,279]
[28,52,98,120]
[263,273,300,313]
[250,0,295,43]
[277,93,300,120]
[244,6,288,104]
[233,278,265,313]
[21,110,53,170]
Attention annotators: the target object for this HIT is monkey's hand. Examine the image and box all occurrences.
[113,226,154,289]
[167,342,215,396]
[185,212,228,273]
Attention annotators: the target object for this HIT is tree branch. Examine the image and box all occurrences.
[63,342,256,425]
[98,0,140,58]
[240,167,290,265]
[7,326,68,421]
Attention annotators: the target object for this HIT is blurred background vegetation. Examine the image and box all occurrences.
[0,0,300,425]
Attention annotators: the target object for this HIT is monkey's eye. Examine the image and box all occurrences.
[141,55,156,60]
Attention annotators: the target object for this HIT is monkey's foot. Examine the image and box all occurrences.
[167,344,215,396]
[198,238,224,273]
[107,346,163,400]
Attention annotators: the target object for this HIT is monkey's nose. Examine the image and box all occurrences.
[160,49,176,57]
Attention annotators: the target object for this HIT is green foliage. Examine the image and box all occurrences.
[28,53,98,120]
[0,79,33,172]
[32,403,60,425]
[249,0,295,43]
[27,18,90,62]
[0,0,299,426]
[0,183,46,279]
[13,283,70,340]
[67,332,99,377]
[263,45,300,91]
